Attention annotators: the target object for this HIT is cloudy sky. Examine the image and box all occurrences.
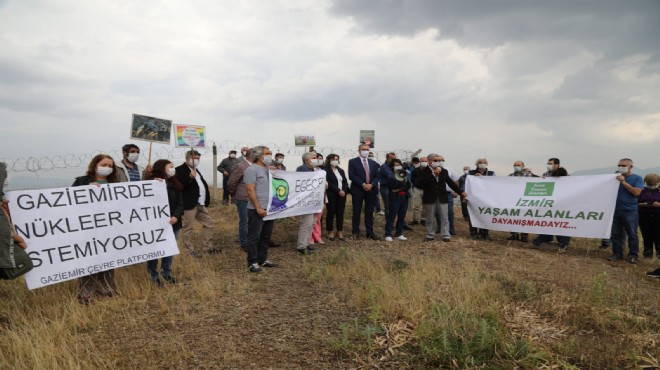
[1,0,659,175]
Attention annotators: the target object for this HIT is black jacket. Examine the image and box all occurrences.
[167,182,184,231]
[324,165,349,195]
[417,167,461,204]
[175,163,211,210]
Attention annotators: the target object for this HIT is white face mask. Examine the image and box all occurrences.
[478,163,487,170]
[546,164,554,171]
[330,160,339,167]
[360,150,370,158]
[464,170,469,174]
[166,168,176,178]
[229,154,236,159]
[96,166,113,177]
[644,182,658,189]
[618,166,629,174]
[413,163,420,168]
[431,162,442,168]
[513,166,522,173]
[420,162,428,168]
[127,152,139,163]
[263,155,274,165]
[188,159,200,167]
[438,160,445,168]
[393,166,403,171]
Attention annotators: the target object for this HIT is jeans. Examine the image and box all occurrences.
[379,187,390,218]
[147,228,180,279]
[385,193,408,237]
[246,209,274,265]
[235,199,249,247]
[611,210,639,257]
[222,175,230,201]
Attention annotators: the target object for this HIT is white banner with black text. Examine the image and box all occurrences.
[6,180,179,289]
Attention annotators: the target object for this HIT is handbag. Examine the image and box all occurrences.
[0,243,33,280]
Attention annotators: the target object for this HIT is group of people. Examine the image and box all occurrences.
[2,145,658,303]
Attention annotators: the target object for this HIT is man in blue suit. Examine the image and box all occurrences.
[349,143,381,240]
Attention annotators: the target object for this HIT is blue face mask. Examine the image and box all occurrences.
[513,166,522,172]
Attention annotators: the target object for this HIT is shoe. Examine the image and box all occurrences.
[397,235,408,241]
[403,225,413,231]
[449,230,456,236]
[470,234,479,241]
[558,246,568,254]
[411,221,419,225]
[306,245,316,252]
[531,239,541,247]
[384,236,393,242]
[248,263,262,273]
[327,232,336,241]
[507,234,519,241]
[481,235,493,241]
[377,211,385,216]
[643,253,653,259]
[152,278,163,287]
[162,275,177,285]
[366,234,380,241]
[628,255,638,264]
[424,237,435,242]
[207,247,222,254]
[646,268,660,278]
[599,240,611,249]
[269,240,281,248]
[442,237,450,242]
[420,220,426,226]
[260,260,278,268]
[297,248,314,255]
[608,255,624,261]
[337,232,345,241]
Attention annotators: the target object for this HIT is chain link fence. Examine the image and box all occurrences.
[1,140,416,192]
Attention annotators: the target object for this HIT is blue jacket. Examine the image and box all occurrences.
[348,156,380,192]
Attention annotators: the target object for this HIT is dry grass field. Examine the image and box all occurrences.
[1,202,659,369]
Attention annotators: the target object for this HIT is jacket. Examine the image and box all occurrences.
[348,156,380,193]
[175,163,211,210]
[227,158,250,201]
[166,182,184,231]
[417,166,462,204]
[116,161,144,182]
[217,157,239,174]
[324,165,349,195]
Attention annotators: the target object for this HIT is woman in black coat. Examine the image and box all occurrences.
[144,159,184,286]
[323,154,349,241]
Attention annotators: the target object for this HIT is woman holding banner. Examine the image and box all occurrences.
[72,154,120,304]
[145,160,184,286]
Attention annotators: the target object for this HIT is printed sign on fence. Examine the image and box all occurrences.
[6,181,179,289]
[359,130,375,148]
[263,170,326,221]
[294,135,316,147]
[465,175,619,238]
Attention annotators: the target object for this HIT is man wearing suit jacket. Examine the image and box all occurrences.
[348,144,381,239]
[176,150,219,256]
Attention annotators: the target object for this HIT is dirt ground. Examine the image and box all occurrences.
[78,204,660,369]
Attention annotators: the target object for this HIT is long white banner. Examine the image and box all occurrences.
[6,180,179,289]
[466,175,619,238]
[264,170,325,221]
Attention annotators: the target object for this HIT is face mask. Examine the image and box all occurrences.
[3,177,8,191]
[546,164,554,171]
[645,183,658,189]
[360,151,370,158]
[431,162,442,168]
[276,158,284,164]
[263,155,274,165]
[96,166,113,177]
[166,168,176,178]
[229,154,236,159]
[464,170,469,174]
[127,152,139,163]
[513,166,522,173]
[438,160,445,168]
[393,166,403,171]
[330,160,339,167]
[413,163,420,168]
[241,151,247,157]
[618,166,629,174]
[420,162,428,168]
[478,163,487,170]
[188,159,200,167]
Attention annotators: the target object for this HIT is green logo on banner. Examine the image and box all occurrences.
[524,182,555,196]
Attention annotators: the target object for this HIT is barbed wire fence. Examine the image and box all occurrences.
[1,140,416,194]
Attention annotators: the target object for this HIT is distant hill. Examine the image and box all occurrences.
[572,166,660,176]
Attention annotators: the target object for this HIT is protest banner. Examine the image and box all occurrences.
[466,175,619,238]
[263,170,326,221]
[131,114,172,144]
[294,135,316,147]
[174,125,206,147]
[359,130,375,148]
[6,181,179,289]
